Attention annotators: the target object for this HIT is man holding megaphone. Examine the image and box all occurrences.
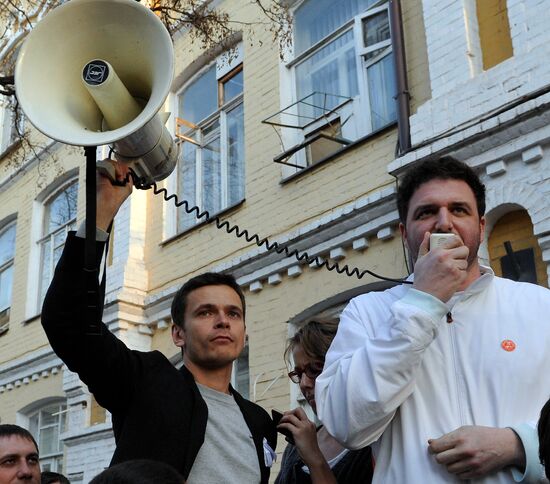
[41,161,277,483]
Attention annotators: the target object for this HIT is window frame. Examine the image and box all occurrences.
[281,0,396,175]
[0,220,16,329]
[26,174,79,319]
[167,49,246,238]
[27,402,67,474]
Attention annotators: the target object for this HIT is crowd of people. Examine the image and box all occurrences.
[2,156,550,483]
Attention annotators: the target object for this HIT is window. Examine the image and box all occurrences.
[38,181,78,305]
[28,403,67,473]
[175,47,245,232]
[0,98,17,154]
[285,0,397,168]
[232,342,249,399]
[0,221,16,328]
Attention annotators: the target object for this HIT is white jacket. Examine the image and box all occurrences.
[315,268,550,483]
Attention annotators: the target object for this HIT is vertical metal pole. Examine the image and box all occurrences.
[84,146,101,335]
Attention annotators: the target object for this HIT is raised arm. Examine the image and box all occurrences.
[41,161,135,412]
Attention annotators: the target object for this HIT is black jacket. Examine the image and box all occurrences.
[42,233,277,481]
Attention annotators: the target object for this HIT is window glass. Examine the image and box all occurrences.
[0,223,16,315]
[223,69,244,104]
[29,403,66,473]
[179,65,217,124]
[362,9,390,51]
[367,52,396,130]
[295,0,376,55]
[296,29,358,119]
[39,182,78,305]
[201,120,222,216]
[227,103,245,206]
[176,60,245,233]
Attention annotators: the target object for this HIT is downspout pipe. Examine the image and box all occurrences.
[389,0,411,154]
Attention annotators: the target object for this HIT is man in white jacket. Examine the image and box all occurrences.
[315,156,550,483]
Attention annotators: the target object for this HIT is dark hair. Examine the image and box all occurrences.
[41,471,70,484]
[397,156,486,224]
[284,320,339,366]
[0,424,38,452]
[89,460,185,484]
[539,398,550,478]
[171,272,246,328]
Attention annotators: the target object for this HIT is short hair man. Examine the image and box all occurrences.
[40,471,70,484]
[315,157,550,483]
[0,424,40,484]
[41,164,276,483]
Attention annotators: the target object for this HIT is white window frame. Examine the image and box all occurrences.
[26,175,79,318]
[20,401,67,474]
[0,97,16,155]
[231,339,249,399]
[165,45,245,239]
[0,219,16,329]
[281,0,395,176]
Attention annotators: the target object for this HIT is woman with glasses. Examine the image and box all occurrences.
[275,320,373,484]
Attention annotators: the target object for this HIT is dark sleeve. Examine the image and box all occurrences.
[275,443,297,484]
[41,232,140,413]
[331,446,374,484]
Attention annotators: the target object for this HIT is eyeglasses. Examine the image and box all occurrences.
[288,362,324,384]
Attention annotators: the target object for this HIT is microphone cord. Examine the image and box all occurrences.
[128,170,412,285]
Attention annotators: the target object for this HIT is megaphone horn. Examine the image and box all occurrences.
[15,0,178,185]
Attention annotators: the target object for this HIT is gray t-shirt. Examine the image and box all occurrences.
[186,383,261,484]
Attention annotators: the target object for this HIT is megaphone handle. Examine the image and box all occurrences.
[97,159,128,187]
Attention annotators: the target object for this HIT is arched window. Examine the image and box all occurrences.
[175,45,245,233]
[38,180,78,305]
[27,401,67,473]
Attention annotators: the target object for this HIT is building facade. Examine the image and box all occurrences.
[0,0,548,482]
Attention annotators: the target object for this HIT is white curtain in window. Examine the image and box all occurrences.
[367,53,396,130]
[296,30,358,120]
[178,141,198,231]
[294,0,377,55]
[202,120,222,217]
[227,103,245,206]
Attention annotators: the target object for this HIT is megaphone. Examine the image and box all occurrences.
[15,0,178,186]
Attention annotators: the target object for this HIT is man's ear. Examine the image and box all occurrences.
[172,324,185,348]
[399,222,408,249]
[479,216,486,243]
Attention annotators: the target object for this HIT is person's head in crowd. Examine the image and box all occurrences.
[284,320,338,414]
[538,398,550,479]
[40,471,69,484]
[0,424,40,484]
[89,459,185,484]
[170,272,247,372]
[396,156,486,268]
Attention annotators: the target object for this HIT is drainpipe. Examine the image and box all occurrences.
[389,0,411,154]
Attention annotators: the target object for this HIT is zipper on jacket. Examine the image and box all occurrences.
[448,316,466,427]
[446,312,453,323]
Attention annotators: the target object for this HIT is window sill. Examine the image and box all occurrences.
[0,139,22,161]
[280,121,397,185]
[22,314,41,326]
[160,198,246,247]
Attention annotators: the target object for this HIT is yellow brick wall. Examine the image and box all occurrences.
[0,143,82,366]
[476,0,513,70]
[0,372,64,424]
